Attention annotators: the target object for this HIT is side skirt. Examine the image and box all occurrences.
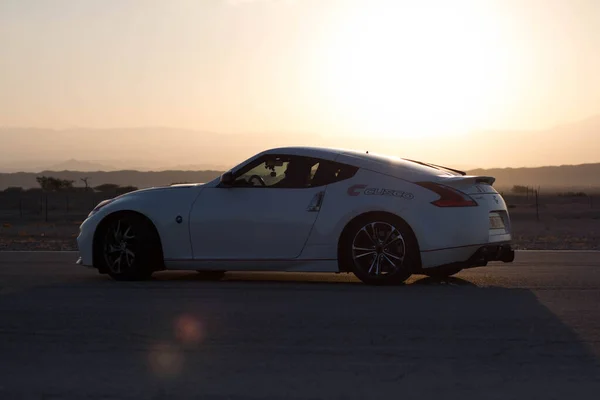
[163,258,340,273]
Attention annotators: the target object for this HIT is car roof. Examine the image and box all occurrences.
[263,146,394,162]
[263,146,406,165]
[264,146,347,158]
[262,146,459,178]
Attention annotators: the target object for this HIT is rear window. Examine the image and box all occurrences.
[361,152,459,176]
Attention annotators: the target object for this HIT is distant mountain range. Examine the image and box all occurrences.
[45,159,117,172]
[0,127,320,173]
[0,114,598,190]
[468,163,600,190]
[0,170,223,191]
[0,159,112,173]
[1,163,600,191]
[1,113,599,171]
[461,114,600,169]
[0,159,232,173]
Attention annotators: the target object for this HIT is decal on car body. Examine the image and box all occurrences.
[347,184,368,196]
[347,184,414,200]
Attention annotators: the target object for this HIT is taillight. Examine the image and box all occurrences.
[415,182,478,207]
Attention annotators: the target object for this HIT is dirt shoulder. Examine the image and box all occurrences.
[1,207,599,251]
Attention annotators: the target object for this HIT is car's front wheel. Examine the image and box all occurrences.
[340,215,418,285]
[97,213,161,281]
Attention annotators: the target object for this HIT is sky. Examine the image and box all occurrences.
[1,0,599,168]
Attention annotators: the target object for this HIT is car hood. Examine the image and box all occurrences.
[89,182,207,218]
[116,182,205,198]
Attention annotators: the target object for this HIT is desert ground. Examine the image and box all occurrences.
[0,191,598,251]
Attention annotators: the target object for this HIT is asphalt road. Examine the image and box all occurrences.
[1,251,600,400]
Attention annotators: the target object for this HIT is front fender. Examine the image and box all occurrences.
[84,187,203,261]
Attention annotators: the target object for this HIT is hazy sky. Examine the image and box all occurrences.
[1,0,599,164]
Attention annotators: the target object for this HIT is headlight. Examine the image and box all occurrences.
[88,199,115,217]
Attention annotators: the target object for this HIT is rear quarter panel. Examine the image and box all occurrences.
[303,167,510,261]
[303,168,424,259]
[89,186,203,260]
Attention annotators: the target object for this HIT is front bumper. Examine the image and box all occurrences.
[75,253,95,268]
[76,216,96,267]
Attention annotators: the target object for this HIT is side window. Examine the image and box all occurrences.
[310,160,359,187]
[232,156,290,187]
[310,162,320,181]
[229,155,357,188]
[231,155,319,188]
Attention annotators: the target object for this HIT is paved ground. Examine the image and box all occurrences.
[1,251,600,400]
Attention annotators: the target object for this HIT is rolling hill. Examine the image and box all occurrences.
[468,163,600,191]
[0,170,223,191]
[1,113,599,172]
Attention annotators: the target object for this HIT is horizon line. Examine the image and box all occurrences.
[2,160,600,174]
[1,111,599,136]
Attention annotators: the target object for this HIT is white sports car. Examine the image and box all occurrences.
[76,146,515,285]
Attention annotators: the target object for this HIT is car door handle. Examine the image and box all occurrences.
[307,191,325,212]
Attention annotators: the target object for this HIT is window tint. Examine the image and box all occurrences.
[311,160,358,187]
[233,157,290,187]
[230,155,357,188]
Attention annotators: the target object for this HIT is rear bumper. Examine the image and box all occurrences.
[419,242,515,271]
[471,243,515,264]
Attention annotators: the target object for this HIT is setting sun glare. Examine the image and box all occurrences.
[0,0,599,169]
[316,0,519,139]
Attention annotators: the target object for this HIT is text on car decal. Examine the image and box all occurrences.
[347,184,414,199]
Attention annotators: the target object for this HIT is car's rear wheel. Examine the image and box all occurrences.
[98,213,161,281]
[340,215,417,285]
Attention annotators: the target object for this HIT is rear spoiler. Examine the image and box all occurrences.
[402,158,467,176]
[437,175,496,186]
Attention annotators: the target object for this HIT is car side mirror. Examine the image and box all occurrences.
[220,171,234,186]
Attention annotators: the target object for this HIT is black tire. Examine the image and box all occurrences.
[96,213,162,281]
[339,214,418,285]
[196,270,226,280]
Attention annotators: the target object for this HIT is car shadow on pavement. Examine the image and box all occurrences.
[147,270,479,288]
[1,270,600,399]
[410,276,478,286]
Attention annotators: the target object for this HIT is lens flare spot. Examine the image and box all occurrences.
[174,314,204,345]
[147,342,184,379]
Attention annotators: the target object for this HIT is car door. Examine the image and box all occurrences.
[189,154,326,260]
